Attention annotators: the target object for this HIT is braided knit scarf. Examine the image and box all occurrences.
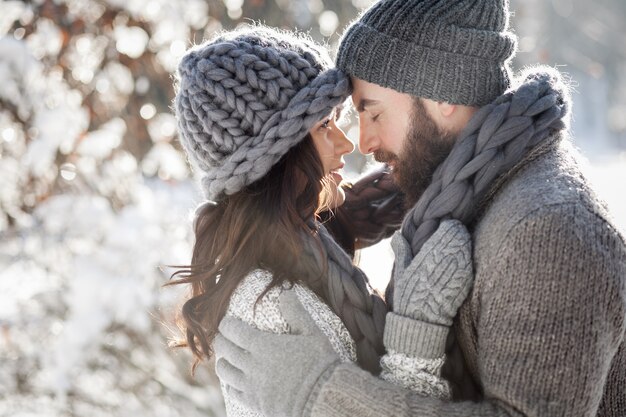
[303,223,388,374]
[398,68,570,260]
[303,67,571,374]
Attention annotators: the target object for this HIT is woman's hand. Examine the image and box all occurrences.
[391,220,473,327]
[319,166,406,255]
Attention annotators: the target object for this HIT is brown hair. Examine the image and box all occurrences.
[168,135,331,372]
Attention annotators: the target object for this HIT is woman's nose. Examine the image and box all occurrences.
[334,128,355,156]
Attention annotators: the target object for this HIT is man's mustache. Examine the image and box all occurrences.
[373,150,397,164]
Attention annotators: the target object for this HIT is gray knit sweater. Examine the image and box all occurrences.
[307,136,626,417]
[221,270,450,417]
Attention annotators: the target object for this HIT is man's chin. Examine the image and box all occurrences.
[376,161,400,184]
[388,164,400,182]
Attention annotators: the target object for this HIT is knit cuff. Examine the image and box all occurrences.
[384,313,449,359]
[302,361,341,417]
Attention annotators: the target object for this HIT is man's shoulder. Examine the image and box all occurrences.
[472,139,625,263]
[476,140,616,238]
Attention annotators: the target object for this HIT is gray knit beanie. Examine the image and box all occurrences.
[175,26,351,202]
[336,0,517,106]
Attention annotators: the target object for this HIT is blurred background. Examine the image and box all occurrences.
[1,0,625,416]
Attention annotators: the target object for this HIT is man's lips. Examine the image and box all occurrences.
[375,157,397,171]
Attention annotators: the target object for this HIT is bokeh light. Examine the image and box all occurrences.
[1,0,625,416]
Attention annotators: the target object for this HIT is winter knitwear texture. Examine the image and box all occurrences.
[174,27,351,201]
[300,222,387,374]
[305,137,626,417]
[386,220,473,360]
[384,66,570,306]
[336,0,517,106]
[219,269,450,417]
[391,220,473,328]
[173,26,386,373]
[300,67,570,376]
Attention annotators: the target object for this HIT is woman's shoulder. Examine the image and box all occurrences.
[225,268,357,362]
[225,269,289,334]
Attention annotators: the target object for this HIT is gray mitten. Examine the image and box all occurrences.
[214,291,341,417]
[385,220,473,358]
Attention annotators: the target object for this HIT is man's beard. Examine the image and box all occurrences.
[374,99,457,208]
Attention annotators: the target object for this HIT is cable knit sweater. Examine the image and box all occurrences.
[220,269,450,417]
[306,137,626,417]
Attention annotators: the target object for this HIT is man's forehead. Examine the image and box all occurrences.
[350,77,414,112]
[350,76,372,95]
[350,77,378,110]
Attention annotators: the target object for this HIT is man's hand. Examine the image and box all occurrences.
[214,291,341,417]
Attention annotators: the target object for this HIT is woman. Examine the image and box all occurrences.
[171,26,467,416]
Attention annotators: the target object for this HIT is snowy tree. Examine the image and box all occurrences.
[1,0,624,416]
[0,1,375,416]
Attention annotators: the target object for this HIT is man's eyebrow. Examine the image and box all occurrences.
[356,98,379,112]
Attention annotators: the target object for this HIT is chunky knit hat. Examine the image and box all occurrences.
[336,0,517,106]
[175,26,351,201]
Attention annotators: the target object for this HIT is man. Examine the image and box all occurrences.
[214,0,626,416]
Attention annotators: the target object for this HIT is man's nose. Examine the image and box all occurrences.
[358,124,378,155]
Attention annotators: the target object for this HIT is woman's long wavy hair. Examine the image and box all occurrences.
[168,134,333,373]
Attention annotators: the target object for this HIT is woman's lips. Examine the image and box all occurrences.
[329,163,344,182]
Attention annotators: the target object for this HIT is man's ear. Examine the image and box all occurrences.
[438,102,456,118]
[434,101,479,135]
[426,100,457,132]
[421,98,453,125]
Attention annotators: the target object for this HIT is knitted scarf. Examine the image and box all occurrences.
[304,67,571,374]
